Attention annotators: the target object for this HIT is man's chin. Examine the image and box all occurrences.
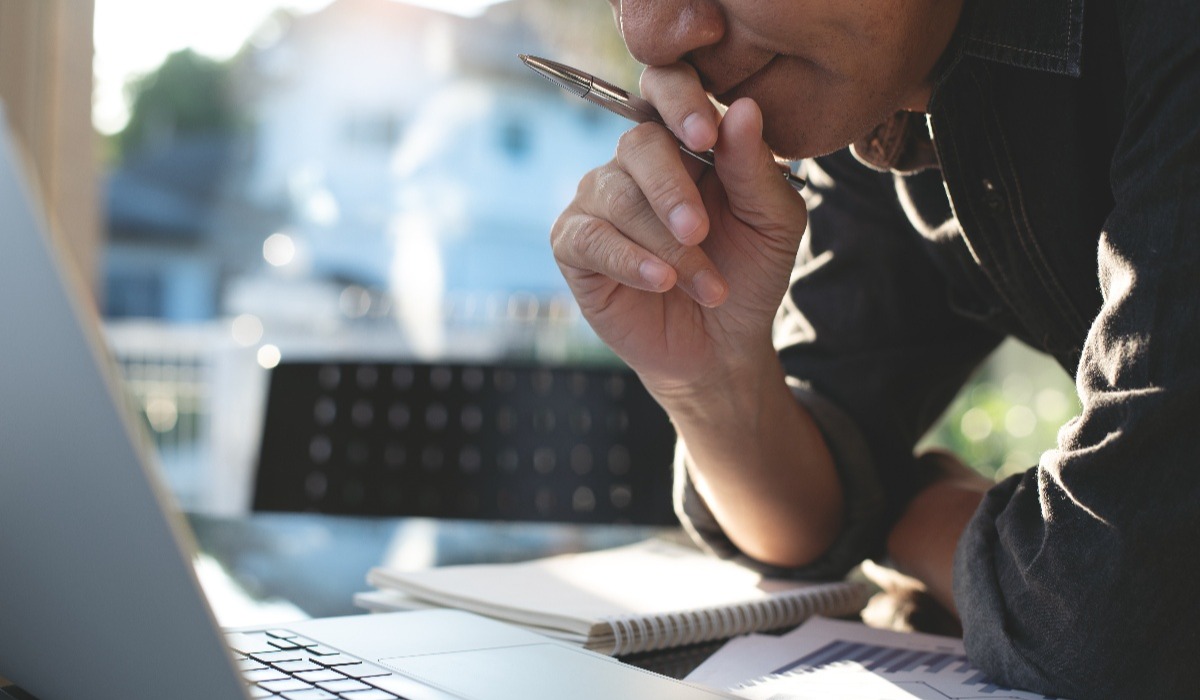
[764,122,854,162]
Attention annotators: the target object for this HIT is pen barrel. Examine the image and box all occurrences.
[520,54,806,190]
[588,75,805,189]
[586,75,661,125]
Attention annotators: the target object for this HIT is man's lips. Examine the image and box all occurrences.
[706,54,779,105]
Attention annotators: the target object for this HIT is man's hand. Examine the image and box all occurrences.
[550,63,809,400]
[551,64,843,569]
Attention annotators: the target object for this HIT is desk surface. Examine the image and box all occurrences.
[189,512,670,620]
[187,514,954,682]
[189,513,711,676]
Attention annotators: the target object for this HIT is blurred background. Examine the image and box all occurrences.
[89,0,645,511]
[0,0,1077,623]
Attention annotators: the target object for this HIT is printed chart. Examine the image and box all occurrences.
[754,638,1062,699]
[689,617,1069,700]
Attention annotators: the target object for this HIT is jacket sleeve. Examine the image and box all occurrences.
[676,147,1005,580]
[954,1,1200,696]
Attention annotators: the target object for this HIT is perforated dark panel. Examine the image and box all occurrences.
[252,362,679,525]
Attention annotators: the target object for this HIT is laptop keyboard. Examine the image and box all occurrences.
[226,629,406,699]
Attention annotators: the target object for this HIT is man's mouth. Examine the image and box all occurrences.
[707,54,779,106]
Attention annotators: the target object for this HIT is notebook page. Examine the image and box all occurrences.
[367,539,857,639]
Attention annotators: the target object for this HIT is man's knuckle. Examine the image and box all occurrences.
[573,217,611,261]
[576,165,603,196]
[554,216,610,272]
[550,210,573,252]
[645,177,692,216]
[616,122,664,160]
[601,172,650,224]
[574,217,644,280]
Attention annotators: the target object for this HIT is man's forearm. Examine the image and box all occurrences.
[653,344,844,568]
[886,453,990,616]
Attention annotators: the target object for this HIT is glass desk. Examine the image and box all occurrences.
[188,512,670,620]
[186,513,717,677]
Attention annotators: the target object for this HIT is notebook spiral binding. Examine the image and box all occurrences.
[603,582,868,656]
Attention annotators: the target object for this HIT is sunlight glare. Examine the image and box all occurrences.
[263,233,297,267]
[257,344,283,369]
[231,314,265,346]
[92,0,510,134]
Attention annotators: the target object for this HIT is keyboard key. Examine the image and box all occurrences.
[260,679,314,693]
[305,644,342,656]
[281,691,337,700]
[339,663,391,679]
[269,638,304,650]
[295,669,345,683]
[252,650,308,664]
[317,679,371,693]
[247,687,280,698]
[228,632,286,655]
[312,653,362,667]
[341,691,400,700]
[275,660,323,674]
[244,668,289,683]
[239,658,269,671]
[267,629,299,639]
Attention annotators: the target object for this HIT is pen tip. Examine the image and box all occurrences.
[517,55,591,98]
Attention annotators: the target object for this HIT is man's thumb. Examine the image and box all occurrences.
[712,98,803,229]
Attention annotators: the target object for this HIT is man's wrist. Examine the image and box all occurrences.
[642,340,784,425]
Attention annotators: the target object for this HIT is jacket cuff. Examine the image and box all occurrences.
[673,379,888,580]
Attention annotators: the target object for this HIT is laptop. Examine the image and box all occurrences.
[0,108,734,700]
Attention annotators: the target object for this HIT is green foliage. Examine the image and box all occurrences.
[116,49,238,161]
[920,339,1081,481]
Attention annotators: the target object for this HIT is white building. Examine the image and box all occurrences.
[234,0,629,353]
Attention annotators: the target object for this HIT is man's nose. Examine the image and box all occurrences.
[617,0,725,66]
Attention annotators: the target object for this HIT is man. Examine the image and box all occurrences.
[550,0,1199,697]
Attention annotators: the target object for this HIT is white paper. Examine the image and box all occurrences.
[687,617,1069,700]
[686,634,799,689]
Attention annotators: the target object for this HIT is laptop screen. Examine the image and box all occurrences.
[0,106,249,699]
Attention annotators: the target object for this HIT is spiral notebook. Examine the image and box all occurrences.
[357,538,869,656]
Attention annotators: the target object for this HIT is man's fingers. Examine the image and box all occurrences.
[640,63,720,152]
[553,164,730,308]
[552,211,676,293]
[553,211,728,308]
[616,122,710,246]
[713,98,805,232]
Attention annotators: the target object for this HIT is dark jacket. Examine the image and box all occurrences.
[675,0,1200,696]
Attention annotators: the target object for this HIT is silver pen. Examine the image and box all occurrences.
[519,54,806,190]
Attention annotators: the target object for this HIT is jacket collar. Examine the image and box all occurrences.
[959,0,1086,77]
[849,0,1086,173]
